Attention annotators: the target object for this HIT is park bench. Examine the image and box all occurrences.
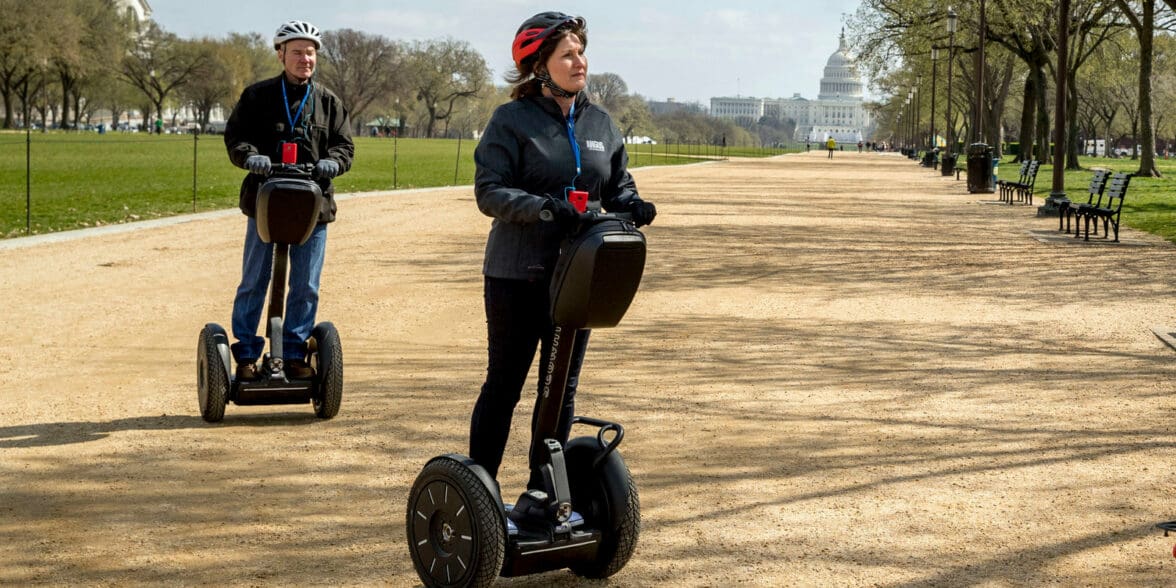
[1005,160,1040,205]
[1078,172,1131,242]
[1057,169,1110,234]
[997,160,1031,203]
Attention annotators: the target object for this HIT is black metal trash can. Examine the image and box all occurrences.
[966,143,995,193]
[940,152,957,177]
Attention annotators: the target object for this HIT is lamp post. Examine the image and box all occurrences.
[393,97,400,189]
[904,94,911,152]
[907,89,915,157]
[915,76,923,153]
[930,47,939,165]
[941,7,959,177]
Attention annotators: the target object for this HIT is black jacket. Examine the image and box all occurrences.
[474,93,643,280]
[225,74,354,223]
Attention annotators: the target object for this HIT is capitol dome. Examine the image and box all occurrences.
[818,30,863,101]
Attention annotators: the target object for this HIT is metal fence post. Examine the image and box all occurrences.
[25,116,31,234]
[192,133,198,212]
[454,134,462,185]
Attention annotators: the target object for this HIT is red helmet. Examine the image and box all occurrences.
[511,12,585,69]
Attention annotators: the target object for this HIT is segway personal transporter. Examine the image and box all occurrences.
[406,207,646,587]
[196,163,343,423]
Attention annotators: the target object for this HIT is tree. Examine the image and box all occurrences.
[403,39,489,137]
[0,0,57,128]
[317,29,405,133]
[52,0,129,129]
[587,72,628,111]
[1113,0,1174,176]
[587,72,653,140]
[121,22,208,129]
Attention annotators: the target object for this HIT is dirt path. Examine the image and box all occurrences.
[3,151,1176,586]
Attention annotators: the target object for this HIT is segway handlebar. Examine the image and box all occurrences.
[539,209,634,223]
[257,162,317,179]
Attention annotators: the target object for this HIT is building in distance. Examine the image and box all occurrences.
[710,31,873,144]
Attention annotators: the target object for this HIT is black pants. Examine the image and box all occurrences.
[469,276,591,481]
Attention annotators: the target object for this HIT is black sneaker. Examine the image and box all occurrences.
[285,359,314,379]
[235,361,258,381]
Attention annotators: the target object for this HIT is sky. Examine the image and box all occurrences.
[148,0,866,106]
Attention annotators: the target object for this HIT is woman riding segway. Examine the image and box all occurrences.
[405,12,657,586]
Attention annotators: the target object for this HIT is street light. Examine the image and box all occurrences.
[904,94,911,151]
[915,76,923,154]
[976,0,987,145]
[941,7,959,177]
[907,89,915,155]
[930,47,939,160]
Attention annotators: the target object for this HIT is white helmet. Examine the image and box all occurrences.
[273,20,322,50]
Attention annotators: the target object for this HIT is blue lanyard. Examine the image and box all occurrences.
[281,77,312,137]
[564,101,581,198]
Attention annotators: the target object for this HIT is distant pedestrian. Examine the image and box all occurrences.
[857,141,863,153]
[826,137,836,159]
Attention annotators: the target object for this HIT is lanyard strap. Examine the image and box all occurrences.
[281,77,312,138]
[564,101,581,198]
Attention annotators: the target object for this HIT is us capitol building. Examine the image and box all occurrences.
[709,31,873,144]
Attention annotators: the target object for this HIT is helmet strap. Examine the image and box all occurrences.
[535,70,577,99]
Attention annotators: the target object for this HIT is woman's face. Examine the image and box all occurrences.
[543,33,587,94]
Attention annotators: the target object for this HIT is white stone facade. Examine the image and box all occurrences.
[709,32,872,144]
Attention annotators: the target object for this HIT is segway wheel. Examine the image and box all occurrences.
[406,456,505,588]
[310,322,342,419]
[196,324,229,423]
[564,436,641,579]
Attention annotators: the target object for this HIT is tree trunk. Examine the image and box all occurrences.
[1018,74,1036,163]
[1034,66,1051,163]
[2,87,13,129]
[1136,0,1162,176]
[1066,76,1082,169]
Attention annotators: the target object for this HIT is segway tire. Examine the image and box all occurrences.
[196,324,229,423]
[407,456,505,588]
[564,436,641,579]
[311,322,342,419]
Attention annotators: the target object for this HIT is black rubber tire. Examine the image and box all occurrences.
[564,436,641,579]
[196,324,228,423]
[311,322,342,419]
[406,456,505,588]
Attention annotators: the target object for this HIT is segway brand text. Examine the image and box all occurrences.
[542,326,562,398]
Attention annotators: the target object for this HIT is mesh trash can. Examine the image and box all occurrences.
[967,143,995,193]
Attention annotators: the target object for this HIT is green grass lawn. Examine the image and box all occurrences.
[1026,156,1176,242]
[0,133,721,238]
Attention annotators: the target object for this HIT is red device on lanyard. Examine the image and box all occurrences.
[567,190,589,213]
[281,142,298,164]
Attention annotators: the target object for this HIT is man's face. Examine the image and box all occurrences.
[279,39,317,83]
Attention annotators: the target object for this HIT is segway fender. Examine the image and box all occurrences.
[209,327,232,382]
[437,454,506,514]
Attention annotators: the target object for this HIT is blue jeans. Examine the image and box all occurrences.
[230,216,327,363]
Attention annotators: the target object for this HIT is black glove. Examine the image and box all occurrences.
[541,198,579,229]
[630,200,657,227]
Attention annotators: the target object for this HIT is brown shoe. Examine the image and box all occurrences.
[235,361,258,381]
[285,359,314,379]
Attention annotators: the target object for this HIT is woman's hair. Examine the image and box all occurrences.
[506,23,587,100]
